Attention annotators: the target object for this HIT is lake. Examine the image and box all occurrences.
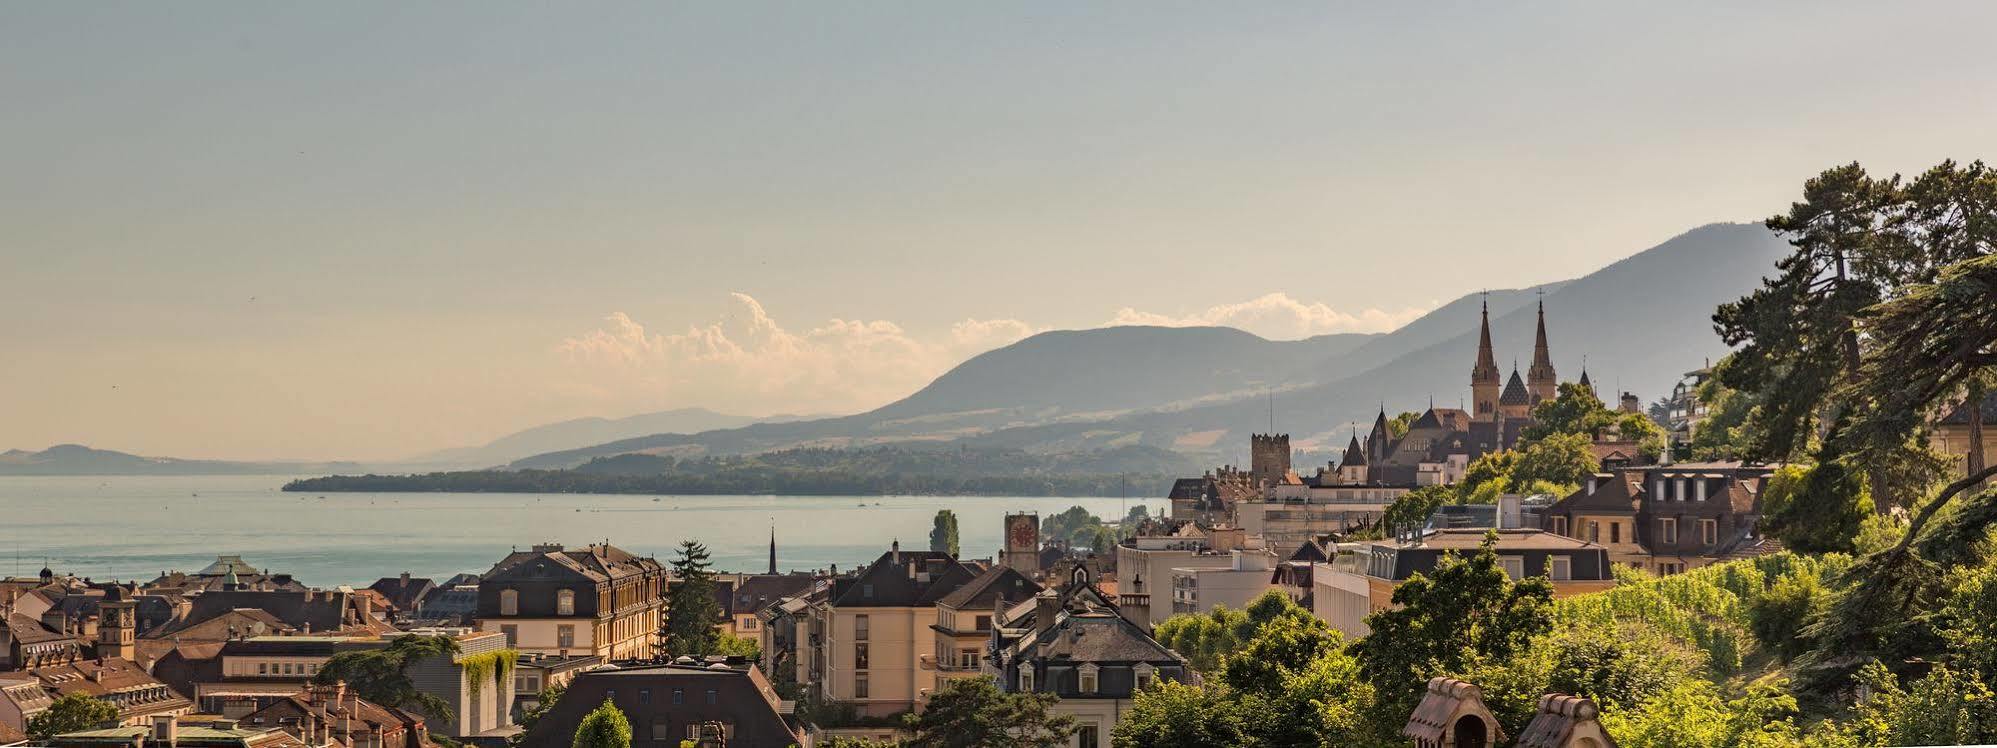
[0,475,1162,587]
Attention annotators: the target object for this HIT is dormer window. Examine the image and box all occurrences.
[1019,666,1035,692]
[1134,663,1156,691]
[1078,664,1099,694]
[557,589,576,616]
[499,589,519,616]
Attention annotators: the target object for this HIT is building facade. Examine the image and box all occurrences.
[476,543,665,661]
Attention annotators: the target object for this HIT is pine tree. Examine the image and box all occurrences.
[664,540,721,657]
[929,509,960,557]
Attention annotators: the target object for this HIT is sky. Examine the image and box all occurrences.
[3,2,1994,461]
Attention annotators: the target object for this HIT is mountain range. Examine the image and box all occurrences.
[411,407,813,468]
[0,444,362,476]
[505,222,1787,470]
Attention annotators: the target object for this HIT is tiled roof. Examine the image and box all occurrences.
[367,576,435,612]
[1515,694,1608,748]
[1500,370,1532,406]
[935,566,1041,611]
[829,549,978,608]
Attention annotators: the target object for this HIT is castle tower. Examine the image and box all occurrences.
[1366,408,1392,464]
[1578,366,1597,401]
[98,586,136,662]
[1471,297,1502,421]
[1527,297,1557,404]
[1338,431,1369,484]
[1249,433,1291,486]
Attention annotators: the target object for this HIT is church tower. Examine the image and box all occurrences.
[1471,298,1502,421]
[1527,297,1557,404]
[98,586,136,662]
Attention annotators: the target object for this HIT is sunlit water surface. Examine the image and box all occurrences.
[0,475,1160,587]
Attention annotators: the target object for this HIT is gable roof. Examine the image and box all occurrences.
[366,576,435,612]
[829,549,978,608]
[484,543,663,585]
[936,566,1041,611]
[1501,369,1532,406]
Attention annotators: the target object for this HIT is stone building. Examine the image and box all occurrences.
[804,543,979,717]
[476,542,665,661]
[1541,463,1782,575]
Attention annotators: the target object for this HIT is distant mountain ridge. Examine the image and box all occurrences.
[415,407,811,468]
[0,444,361,476]
[506,222,1783,470]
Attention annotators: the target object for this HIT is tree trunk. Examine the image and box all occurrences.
[1969,380,1987,481]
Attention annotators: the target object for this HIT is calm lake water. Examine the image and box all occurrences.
[0,476,1162,587]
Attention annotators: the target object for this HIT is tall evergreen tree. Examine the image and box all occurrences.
[929,509,960,556]
[663,540,721,657]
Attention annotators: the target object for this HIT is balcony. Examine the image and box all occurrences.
[1116,592,1150,608]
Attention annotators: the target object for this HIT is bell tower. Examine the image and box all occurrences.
[98,586,136,662]
[1471,295,1502,421]
[1527,295,1558,404]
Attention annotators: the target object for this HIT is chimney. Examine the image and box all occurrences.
[890,539,900,565]
[399,572,411,585]
[357,594,373,624]
[153,716,178,746]
[1033,591,1059,636]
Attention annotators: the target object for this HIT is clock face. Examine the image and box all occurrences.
[1008,518,1037,550]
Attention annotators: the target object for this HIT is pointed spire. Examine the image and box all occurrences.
[1472,292,1499,385]
[1528,292,1557,401]
[769,523,778,575]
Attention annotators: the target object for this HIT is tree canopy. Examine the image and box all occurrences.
[314,634,461,720]
[572,699,632,748]
[664,540,721,657]
[901,676,1075,748]
[929,509,960,556]
[26,694,118,740]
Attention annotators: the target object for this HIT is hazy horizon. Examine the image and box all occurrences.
[5,2,1994,460]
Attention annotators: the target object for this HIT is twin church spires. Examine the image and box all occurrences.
[1471,294,1557,422]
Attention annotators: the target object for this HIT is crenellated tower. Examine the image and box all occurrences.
[1471,297,1502,421]
[1527,297,1557,404]
[1249,433,1291,486]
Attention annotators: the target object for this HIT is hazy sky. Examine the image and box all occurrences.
[5,2,1994,461]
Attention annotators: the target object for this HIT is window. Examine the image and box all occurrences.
[258,663,268,675]
[741,617,758,631]
[1700,519,1718,545]
[1695,480,1708,502]
[1610,522,1621,544]
[705,690,717,705]
[1018,667,1034,692]
[1079,665,1099,694]
[959,649,979,669]
[1551,516,1568,536]
[861,584,874,599]
[855,673,870,699]
[854,615,869,641]
[500,624,518,646]
[557,624,576,649]
[1500,557,1524,580]
[1079,725,1101,748]
[1549,558,1573,581]
[1587,521,1600,542]
[557,589,576,616]
[639,689,651,705]
[650,718,672,742]
[672,689,684,705]
[974,614,992,631]
[1674,478,1686,501]
[1654,478,1666,500]
[1660,518,1678,544]
[499,589,519,616]
[855,643,869,669]
[605,689,616,701]
[1134,664,1155,691]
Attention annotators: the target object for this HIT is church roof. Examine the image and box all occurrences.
[1501,370,1532,406]
[1341,435,1367,467]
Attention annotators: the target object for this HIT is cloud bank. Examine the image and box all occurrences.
[560,292,1426,415]
[1108,292,1432,339]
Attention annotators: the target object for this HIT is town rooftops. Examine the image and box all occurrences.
[483,542,663,584]
[828,547,977,607]
[935,565,1041,611]
[1398,528,1604,551]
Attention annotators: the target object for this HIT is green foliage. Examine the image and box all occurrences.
[1523,382,1669,461]
[1939,554,1997,678]
[1687,361,1762,462]
[1600,679,1808,748]
[1387,411,1418,439]
[1149,590,1296,672]
[315,634,462,721]
[1383,484,1452,534]
[1509,431,1598,493]
[665,540,722,657]
[901,676,1075,748]
[459,648,518,698]
[285,444,1197,498]
[572,698,633,748]
[1040,505,1104,548]
[1354,531,1555,726]
[1761,437,1870,554]
[26,693,118,740]
[714,632,761,658]
[928,509,960,556]
[1110,678,1251,748]
[1117,593,1380,747]
[1825,662,1997,747]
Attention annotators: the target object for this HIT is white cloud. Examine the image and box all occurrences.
[1106,292,1430,339]
[557,291,1432,416]
[559,293,1040,415]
